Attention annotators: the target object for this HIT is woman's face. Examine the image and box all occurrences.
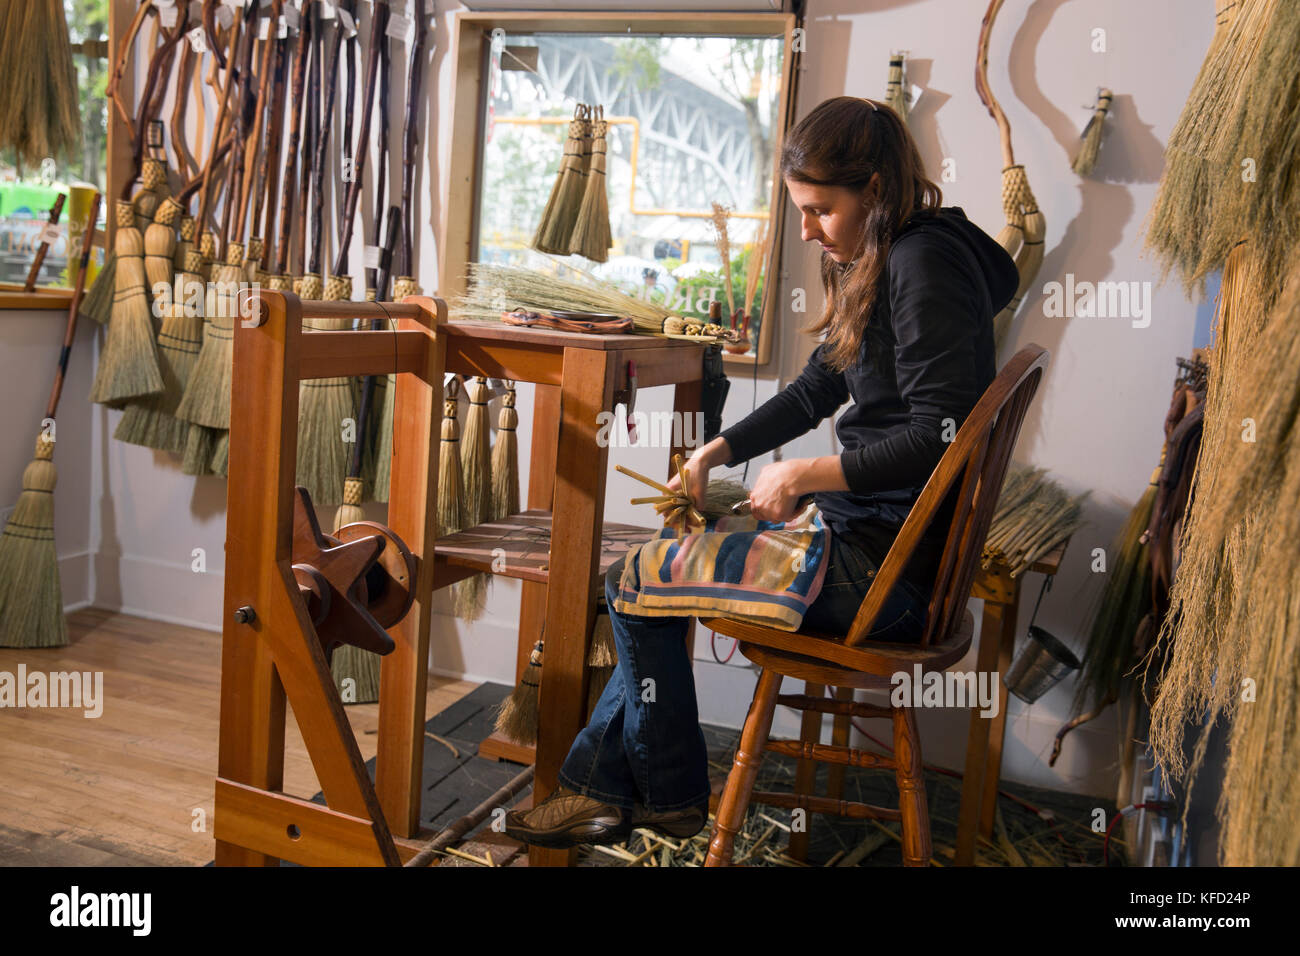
[785,174,880,264]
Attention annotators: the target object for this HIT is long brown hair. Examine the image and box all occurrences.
[782,96,943,372]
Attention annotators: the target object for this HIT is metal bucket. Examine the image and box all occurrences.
[1005,625,1081,703]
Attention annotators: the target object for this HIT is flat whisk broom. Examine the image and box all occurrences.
[0,194,102,648]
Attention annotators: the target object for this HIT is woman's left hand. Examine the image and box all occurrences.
[749,459,807,523]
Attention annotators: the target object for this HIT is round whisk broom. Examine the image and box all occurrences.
[116,203,205,455]
[0,194,101,648]
[89,201,164,408]
[455,376,492,619]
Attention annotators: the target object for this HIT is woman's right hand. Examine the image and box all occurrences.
[664,437,730,507]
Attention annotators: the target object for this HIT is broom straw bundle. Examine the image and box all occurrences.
[296,276,359,507]
[1146,243,1300,864]
[89,201,164,408]
[438,378,466,539]
[115,242,205,455]
[0,193,100,648]
[532,104,591,255]
[490,381,520,521]
[454,262,672,332]
[0,0,80,166]
[1071,88,1113,176]
[495,639,544,744]
[568,107,612,262]
[710,202,736,320]
[456,376,493,619]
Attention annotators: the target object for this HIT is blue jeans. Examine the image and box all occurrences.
[556,530,930,811]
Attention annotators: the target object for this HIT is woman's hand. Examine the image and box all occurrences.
[664,437,730,508]
[749,455,851,522]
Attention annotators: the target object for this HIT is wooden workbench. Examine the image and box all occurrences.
[431,321,706,867]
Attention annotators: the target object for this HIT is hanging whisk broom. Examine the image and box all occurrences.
[1071,88,1114,176]
[88,200,164,408]
[490,380,520,521]
[0,194,101,648]
[569,106,612,262]
[532,104,591,255]
[456,376,492,619]
[495,638,544,745]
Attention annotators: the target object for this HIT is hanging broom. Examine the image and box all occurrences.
[495,638,544,745]
[88,201,164,408]
[531,103,591,255]
[568,106,612,262]
[0,0,80,167]
[885,52,910,122]
[490,380,520,521]
[454,376,493,619]
[296,275,359,507]
[1071,88,1113,176]
[976,0,1047,348]
[0,193,101,648]
[115,205,204,455]
[438,378,466,540]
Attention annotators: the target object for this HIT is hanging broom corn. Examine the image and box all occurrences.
[1071,88,1113,176]
[89,201,164,408]
[0,0,80,166]
[710,202,736,322]
[569,106,612,262]
[976,0,1046,349]
[439,377,466,537]
[453,262,672,333]
[884,52,910,123]
[532,103,591,255]
[116,202,205,455]
[495,638,544,745]
[456,376,493,619]
[490,380,520,521]
[0,193,101,648]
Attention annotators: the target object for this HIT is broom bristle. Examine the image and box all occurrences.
[175,245,243,431]
[490,386,519,520]
[80,251,116,325]
[438,386,465,538]
[329,476,380,704]
[181,425,218,476]
[455,377,492,620]
[532,111,589,255]
[89,201,164,407]
[372,373,396,502]
[568,116,612,262]
[295,275,357,507]
[588,605,617,667]
[1071,89,1113,176]
[495,641,543,744]
[0,0,79,165]
[0,436,67,648]
[143,197,180,303]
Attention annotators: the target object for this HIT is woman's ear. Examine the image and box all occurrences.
[860,172,882,206]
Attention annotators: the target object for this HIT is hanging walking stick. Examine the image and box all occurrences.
[976,0,1045,348]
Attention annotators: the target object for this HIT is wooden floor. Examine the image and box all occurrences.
[0,608,477,866]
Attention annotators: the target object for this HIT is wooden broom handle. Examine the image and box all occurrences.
[238,0,284,237]
[47,194,102,421]
[332,0,390,278]
[399,0,429,278]
[277,3,312,276]
[975,0,1016,169]
[23,195,66,293]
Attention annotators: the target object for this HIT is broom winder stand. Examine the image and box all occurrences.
[214,289,706,867]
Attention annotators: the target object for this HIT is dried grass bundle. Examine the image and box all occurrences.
[710,202,735,320]
[453,262,671,333]
[743,217,769,319]
[89,201,164,407]
[1146,244,1300,865]
[0,0,80,165]
[1071,88,1113,176]
[982,463,1090,577]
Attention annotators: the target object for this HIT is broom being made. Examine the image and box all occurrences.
[976,0,1046,349]
[0,193,101,648]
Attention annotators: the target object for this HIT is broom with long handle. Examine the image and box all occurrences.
[0,193,101,649]
[239,0,284,284]
[296,2,358,507]
[272,0,311,290]
[331,206,401,704]
[253,18,290,284]
[976,0,1045,349]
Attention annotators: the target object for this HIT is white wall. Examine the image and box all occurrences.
[3,0,1214,802]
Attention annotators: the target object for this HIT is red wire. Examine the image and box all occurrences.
[710,630,737,664]
[1103,802,1172,865]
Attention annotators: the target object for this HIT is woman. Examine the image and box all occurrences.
[505,96,1019,849]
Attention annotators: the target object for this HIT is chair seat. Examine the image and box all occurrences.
[700,606,974,680]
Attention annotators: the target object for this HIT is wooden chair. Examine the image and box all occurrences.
[700,344,1049,867]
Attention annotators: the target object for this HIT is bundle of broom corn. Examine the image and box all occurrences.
[982,464,1090,577]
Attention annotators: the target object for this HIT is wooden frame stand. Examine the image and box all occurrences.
[214,290,446,866]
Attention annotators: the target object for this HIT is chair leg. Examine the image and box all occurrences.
[705,668,783,867]
[786,681,824,862]
[892,704,932,867]
[826,686,854,802]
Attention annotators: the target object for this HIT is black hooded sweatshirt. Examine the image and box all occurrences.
[718,206,1019,593]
